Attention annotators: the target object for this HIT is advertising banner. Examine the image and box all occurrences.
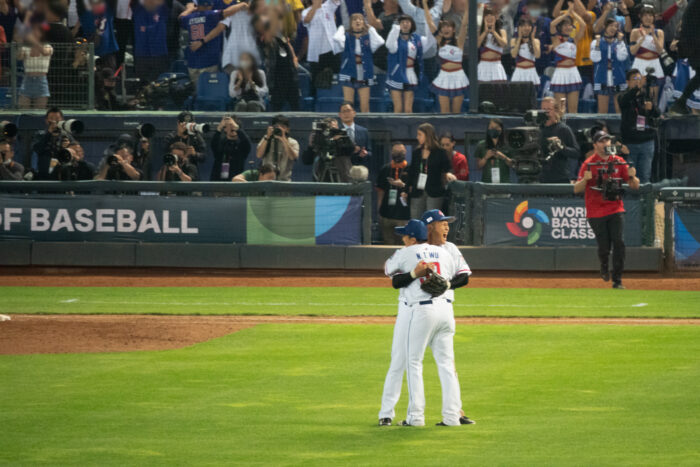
[0,194,363,245]
[484,197,642,246]
[674,207,700,269]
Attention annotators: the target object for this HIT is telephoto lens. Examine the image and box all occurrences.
[107,155,120,167]
[163,153,178,167]
[56,148,73,164]
[0,121,18,138]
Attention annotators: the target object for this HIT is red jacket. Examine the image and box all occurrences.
[451,151,469,181]
[577,153,630,219]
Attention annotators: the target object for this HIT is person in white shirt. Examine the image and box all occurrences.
[302,0,342,93]
[228,52,268,112]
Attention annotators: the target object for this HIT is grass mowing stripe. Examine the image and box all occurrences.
[2,286,698,318]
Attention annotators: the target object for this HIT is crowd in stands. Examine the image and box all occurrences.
[0,0,697,113]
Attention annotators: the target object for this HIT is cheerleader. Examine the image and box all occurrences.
[510,16,541,87]
[672,58,700,115]
[386,9,436,113]
[477,6,508,83]
[590,19,629,114]
[333,13,385,113]
[629,5,665,88]
[425,7,469,113]
[550,9,585,114]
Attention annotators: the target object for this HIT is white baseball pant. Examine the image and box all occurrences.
[405,300,463,426]
[378,302,410,419]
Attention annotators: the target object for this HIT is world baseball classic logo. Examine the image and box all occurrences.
[506,201,550,245]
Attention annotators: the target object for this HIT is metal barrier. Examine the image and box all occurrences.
[0,42,95,110]
[449,181,658,247]
[0,180,373,244]
[659,187,700,271]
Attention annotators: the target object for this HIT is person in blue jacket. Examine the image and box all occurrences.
[590,18,629,114]
[77,0,119,69]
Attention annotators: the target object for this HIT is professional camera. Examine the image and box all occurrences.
[545,138,564,158]
[310,120,353,161]
[107,154,120,167]
[133,74,194,110]
[163,153,179,167]
[56,148,73,165]
[523,110,549,127]
[588,159,629,201]
[507,126,542,183]
[185,122,210,135]
[136,123,155,139]
[56,119,84,135]
[0,121,18,138]
[272,127,283,137]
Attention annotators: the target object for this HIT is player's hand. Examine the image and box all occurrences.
[628,166,637,178]
[413,261,432,277]
[583,170,593,181]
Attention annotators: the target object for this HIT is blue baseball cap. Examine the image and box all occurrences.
[195,0,214,6]
[394,219,428,241]
[421,209,455,225]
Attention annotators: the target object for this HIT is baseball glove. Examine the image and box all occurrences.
[420,271,450,297]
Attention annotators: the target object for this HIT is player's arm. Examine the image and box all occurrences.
[450,273,469,289]
[391,261,432,289]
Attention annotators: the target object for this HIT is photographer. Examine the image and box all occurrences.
[256,115,299,182]
[232,163,278,182]
[539,97,580,183]
[618,68,660,183]
[302,117,355,182]
[31,107,65,179]
[95,145,144,180]
[574,131,640,289]
[133,137,153,180]
[376,143,411,245]
[210,115,251,181]
[0,139,24,180]
[164,111,206,166]
[156,142,198,182]
[50,142,95,180]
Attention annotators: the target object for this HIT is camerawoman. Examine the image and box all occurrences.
[574,131,640,289]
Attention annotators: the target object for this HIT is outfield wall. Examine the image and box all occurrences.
[0,242,663,272]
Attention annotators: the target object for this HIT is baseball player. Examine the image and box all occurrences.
[379,219,429,426]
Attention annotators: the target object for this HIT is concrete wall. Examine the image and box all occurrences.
[0,242,663,272]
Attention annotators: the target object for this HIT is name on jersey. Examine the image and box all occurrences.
[416,250,440,260]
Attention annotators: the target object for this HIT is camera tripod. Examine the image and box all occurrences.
[318,156,341,183]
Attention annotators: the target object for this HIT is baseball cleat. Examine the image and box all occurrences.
[612,282,625,289]
[600,266,610,282]
[459,416,476,425]
[399,420,414,426]
[378,418,392,426]
[436,422,448,426]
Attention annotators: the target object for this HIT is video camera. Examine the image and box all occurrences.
[507,124,542,183]
[0,121,18,138]
[133,74,194,110]
[310,120,353,161]
[523,110,549,127]
[588,155,630,201]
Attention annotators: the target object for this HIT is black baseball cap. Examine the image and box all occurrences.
[593,131,612,143]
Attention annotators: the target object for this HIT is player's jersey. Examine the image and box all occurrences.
[441,241,471,302]
[384,243,458,305]
[385,246,409,303]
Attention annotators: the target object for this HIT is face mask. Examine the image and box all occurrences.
[528,8,541,17]
[239,60,252,69]
[392,152,406,162]
[487,128,502,139]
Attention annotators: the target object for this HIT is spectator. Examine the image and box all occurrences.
[0,139,24,180]
[477,6,509,83]
[522,0,552,75]
[115,0,133,66]
[131,0,171,84]
[407,122,456,218]
[256,114,299,182]
[95,66,119,110]
[164,111,206,166]
[180,0,248,91]
[157,141,198,181]
[440,132,468,181]
[510,15,541,87]
[593,0,632,34]
[17,16,53,110]
[590,19,628,113]
[232,162,278,182]
[396,0,443,81]
[218,0,261,72]
[31,107,64,180]
[553,0,596,85]
[386,15,435,113]
[95,145,144,180]
[211,115,252,181]
[629,4,665,99]
[77,0,120,70]
[539,96,580,182]
[132,136,153,179]
[228,53,268,112]
[332,13,384,113]
[362,0,400,72]
[618,68,659,183]
[426,5,468,113]
[337,101,371,168]
[0,0,24,43]
[376,143,411,245]
[474,118,513,183]
[302,0,341,92]
[44,0,73,105]
[50,142,96,180]
[260,25,300,111]
[550,8,585,113]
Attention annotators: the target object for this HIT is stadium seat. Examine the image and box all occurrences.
[298,71,312,98]
[194,71,231,111]
[315,82,344,112]
[301,96,315,111]
[413,76,435,113]
[578,98,596,114]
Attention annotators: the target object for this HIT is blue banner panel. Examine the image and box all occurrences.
[674,207,700,269]
[0,195,247,243]
[484,197,642,246]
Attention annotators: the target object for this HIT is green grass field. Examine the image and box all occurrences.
[3,286,700,318]
[1,286,699,465]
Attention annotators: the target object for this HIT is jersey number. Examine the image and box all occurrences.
[419,262,441,284]
[190,24,205,41]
